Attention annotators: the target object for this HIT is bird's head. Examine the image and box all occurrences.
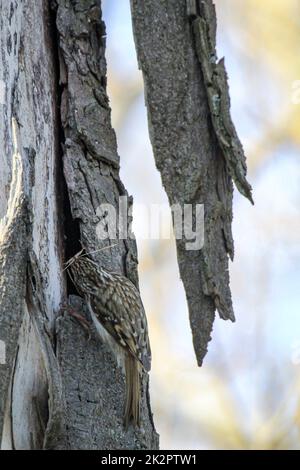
[63,248,85,272]
[63,244,117,292]
[64,248,100,296]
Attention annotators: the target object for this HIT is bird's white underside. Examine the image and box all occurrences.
[87,300,125,372]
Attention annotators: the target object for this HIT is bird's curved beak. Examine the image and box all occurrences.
[63,248,85,271]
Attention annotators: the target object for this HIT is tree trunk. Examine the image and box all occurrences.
[0,0,252,450]
[0,0,158,450]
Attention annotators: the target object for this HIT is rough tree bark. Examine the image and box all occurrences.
[0,0,252,450]
[130,0,253,366]
[0,0,157,450]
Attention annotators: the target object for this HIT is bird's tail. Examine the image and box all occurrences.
[124,354,141,428]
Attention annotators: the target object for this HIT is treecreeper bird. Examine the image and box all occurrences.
[65,249,151,428]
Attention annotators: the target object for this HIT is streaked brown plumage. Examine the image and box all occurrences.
[65,249,151,428]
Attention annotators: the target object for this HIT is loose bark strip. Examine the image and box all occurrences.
[0,0,63,448]
[0,119,29,442]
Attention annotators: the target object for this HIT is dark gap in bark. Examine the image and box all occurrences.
[49,1,81,297]
[63,194,82,296]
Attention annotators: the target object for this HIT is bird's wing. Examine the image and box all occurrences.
[90,274,151,372]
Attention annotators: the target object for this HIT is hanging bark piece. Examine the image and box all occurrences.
[130,0,253,365]
[189,0,253,203]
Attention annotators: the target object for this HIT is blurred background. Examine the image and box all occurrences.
[102,0,300,449]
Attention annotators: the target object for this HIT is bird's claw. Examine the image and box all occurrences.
[61,303,92,341]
